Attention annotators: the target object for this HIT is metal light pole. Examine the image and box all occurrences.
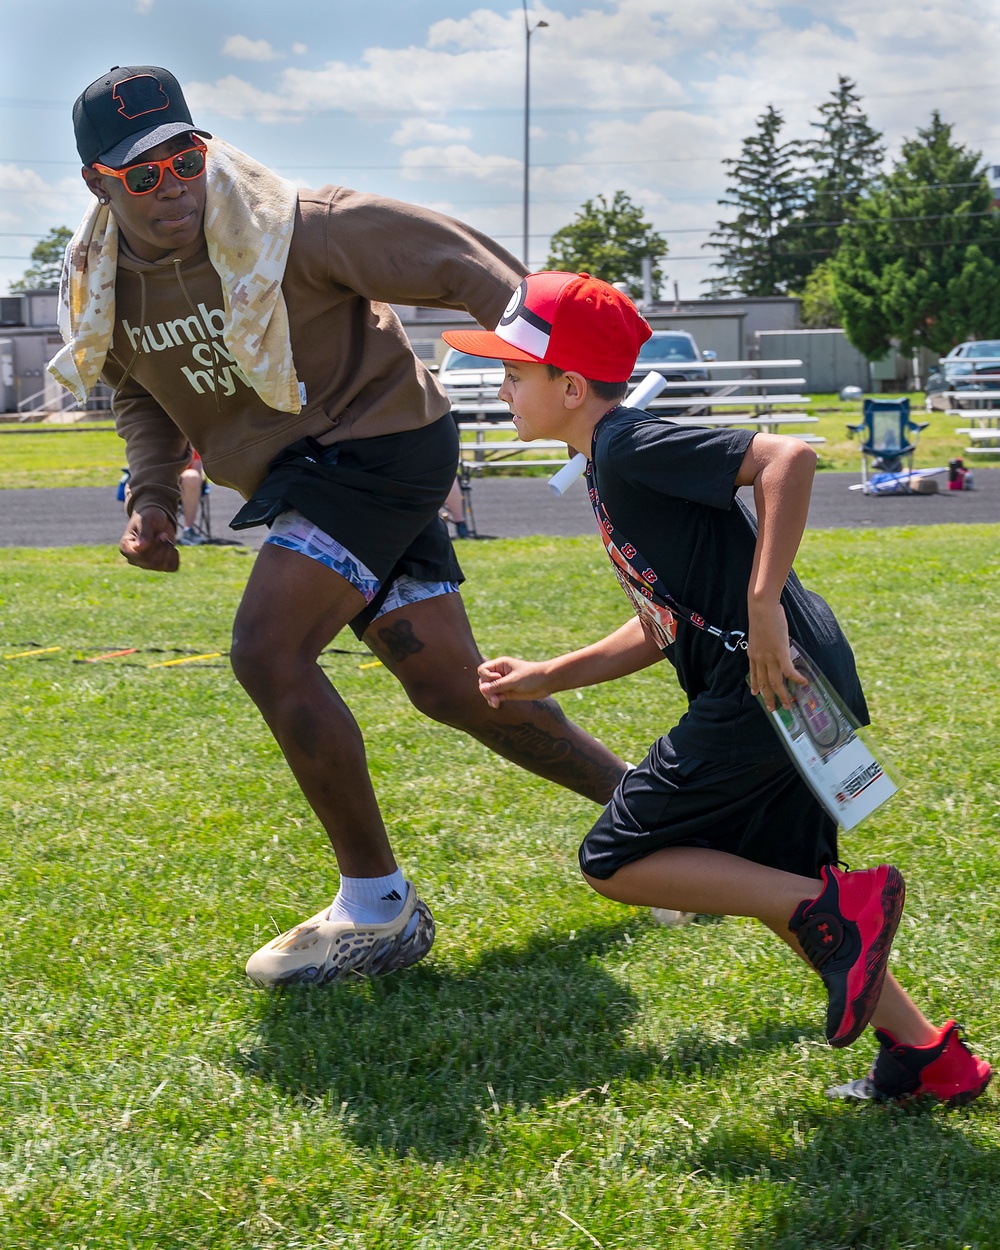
[522,4,548,266]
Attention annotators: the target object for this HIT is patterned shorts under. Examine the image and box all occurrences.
[265,509,459,625]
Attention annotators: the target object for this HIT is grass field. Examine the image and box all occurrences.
[0,423,123,490]
[2,396,997,489]
[1,529,999,1249]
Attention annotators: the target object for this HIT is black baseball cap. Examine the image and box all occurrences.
[74,65,212,168]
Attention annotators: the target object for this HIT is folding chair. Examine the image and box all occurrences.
[456,462,477,538]
[116,468,213,542]
[847,398,929,493]
[192,478,212,542]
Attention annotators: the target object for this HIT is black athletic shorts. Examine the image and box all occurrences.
[579,734,838,881]
[230,417,463,634]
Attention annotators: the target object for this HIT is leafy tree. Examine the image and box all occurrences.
[799,259,841,328]
[831,112,1000,357]
[9,226,73,292]
[546,191,666,299]
[705,105,808,296]
[801,77,884,265]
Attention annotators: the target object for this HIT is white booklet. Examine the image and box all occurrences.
[758,644,897,831]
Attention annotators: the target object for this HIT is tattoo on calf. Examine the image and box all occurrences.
[372,619,425,663]
[478,716,572,760]
[474,710,624,803]
[539,698,569,727]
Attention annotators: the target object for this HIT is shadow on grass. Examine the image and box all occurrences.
[235,920,811,1161]
[682,1100,1000,1249]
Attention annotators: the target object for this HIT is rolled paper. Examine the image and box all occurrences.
[547,452,588,498]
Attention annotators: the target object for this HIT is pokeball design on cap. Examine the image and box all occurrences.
[495,277,556,359]
[499,282,525,324]
[440,270,651,382]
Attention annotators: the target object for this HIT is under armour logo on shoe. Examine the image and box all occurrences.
[380,889,403,902]
[818,922,834,944]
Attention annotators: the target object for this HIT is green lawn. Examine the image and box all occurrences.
[1,531,998,1248]
[0,422,123,489]
[2,398,996,489]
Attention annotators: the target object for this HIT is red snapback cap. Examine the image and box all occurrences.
[442,271,652,383]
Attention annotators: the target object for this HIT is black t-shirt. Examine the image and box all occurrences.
[589,406,869,764]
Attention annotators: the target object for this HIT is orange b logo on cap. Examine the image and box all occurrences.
[113,74,170,120]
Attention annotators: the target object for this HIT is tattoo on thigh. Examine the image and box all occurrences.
[372,619,425,663]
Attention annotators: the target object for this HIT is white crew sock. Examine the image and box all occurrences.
[328,868,410,928]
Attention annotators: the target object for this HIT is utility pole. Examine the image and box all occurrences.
[522,2,548,266]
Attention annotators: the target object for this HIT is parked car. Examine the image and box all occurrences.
[925,339,1000,410]
[438,329,716,415]
[629,330,714,395]
[437,348,507,419]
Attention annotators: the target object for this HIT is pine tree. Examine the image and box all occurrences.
[9,226,73,293]
[831,112,1000,358]
[799,260,841,328]
[546,191,667,300]
[801,77,884,265]
[705,105,808,296]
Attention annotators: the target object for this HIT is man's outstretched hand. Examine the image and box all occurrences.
[119,507,179,572]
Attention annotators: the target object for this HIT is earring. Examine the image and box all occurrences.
[99,196,109,205]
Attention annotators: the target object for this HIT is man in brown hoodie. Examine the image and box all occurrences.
[66,65,626,987]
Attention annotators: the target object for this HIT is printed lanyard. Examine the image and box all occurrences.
[584,457,748,653]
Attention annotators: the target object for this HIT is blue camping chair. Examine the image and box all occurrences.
[116,467,212,541]
[847,398,929,492]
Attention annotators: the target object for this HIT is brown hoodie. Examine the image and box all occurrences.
[103,185,525,518]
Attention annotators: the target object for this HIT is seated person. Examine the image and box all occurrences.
[438,475,470,539]
[177,449,206,545]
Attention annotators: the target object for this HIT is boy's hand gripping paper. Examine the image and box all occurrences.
[758,644,897,831]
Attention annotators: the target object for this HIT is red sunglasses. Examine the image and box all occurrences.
[93,140,208,196]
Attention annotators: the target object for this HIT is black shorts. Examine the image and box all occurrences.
[231,418,463,634]
[579,734,838,881]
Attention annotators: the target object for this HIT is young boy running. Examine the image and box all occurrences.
[443,272,991,1105]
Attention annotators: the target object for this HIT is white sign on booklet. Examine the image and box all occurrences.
[760,644,897,831]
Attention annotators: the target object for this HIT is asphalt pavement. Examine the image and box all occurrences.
[0,468,997,549]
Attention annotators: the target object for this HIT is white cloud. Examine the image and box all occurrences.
[689,6,1000,158]
[134,0,153,12]
[0,165,90,241]
[425,8,520,52]
[190,5,686,123]
[222,35,283,62]
[399,145,522,184]
[185,76,294,123]
[292,43,308,55]
[391,119,472,146]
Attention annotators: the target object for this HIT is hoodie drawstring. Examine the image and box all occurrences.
[174,259,222,410]
[111,268,147,401]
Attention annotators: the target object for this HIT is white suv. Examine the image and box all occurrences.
[437,348,508,420]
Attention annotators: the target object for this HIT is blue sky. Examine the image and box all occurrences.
[1,0,998,296]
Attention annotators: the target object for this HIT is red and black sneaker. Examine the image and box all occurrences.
[828,1020,992,1106]
[789,863,905,1048]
